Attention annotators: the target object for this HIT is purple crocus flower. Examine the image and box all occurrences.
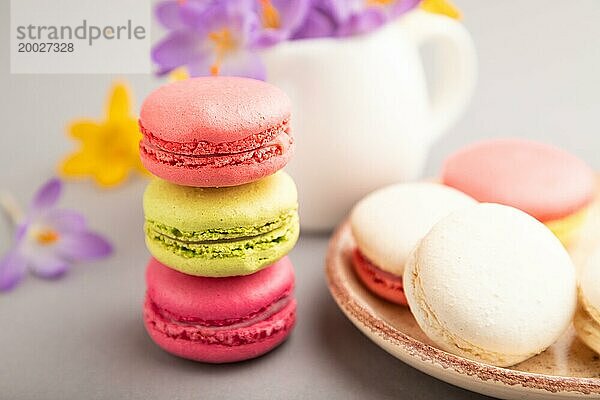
[153,0,268,79]
[297,0,420,38]
[155,0,213,31]
[291,2,337,39]
[0,178,112,291]
[151,0,421,77]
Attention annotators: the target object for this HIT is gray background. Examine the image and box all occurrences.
[1,1,599,399]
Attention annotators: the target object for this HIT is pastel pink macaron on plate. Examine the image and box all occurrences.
[441,138,596,245]
[139,76,293,187]
[144,256,296,363]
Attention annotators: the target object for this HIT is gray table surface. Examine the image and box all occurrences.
[1,0,599,399]
[0,181,491,400]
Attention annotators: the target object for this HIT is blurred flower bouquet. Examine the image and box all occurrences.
[151,0,454,79]
[152,0,472,232]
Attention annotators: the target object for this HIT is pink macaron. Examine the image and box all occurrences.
[441,138,595,247]
[139,77,293,187]
[442,138,595,222]
[143,256,296,363]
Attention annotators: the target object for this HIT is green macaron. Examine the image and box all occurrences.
[143,171,299,277]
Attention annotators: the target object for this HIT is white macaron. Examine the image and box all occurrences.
[350,182,476,276]
[404,203,577,367]
[574,249,600,354]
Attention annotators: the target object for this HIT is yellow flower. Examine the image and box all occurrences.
[168,66,190,82]
[60,82,146,187]
[420,0,461,19]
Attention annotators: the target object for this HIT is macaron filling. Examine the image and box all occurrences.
[139,120,292,168]
[545,206,590,246]
[145,212,298,259]
[574,303,600,354]
[579,290,600,326]
[144,294,296,346]
[352,249,407,305]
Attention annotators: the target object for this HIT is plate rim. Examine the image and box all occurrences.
[325,220,600,396]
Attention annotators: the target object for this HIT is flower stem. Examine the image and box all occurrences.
[0,193,23,226]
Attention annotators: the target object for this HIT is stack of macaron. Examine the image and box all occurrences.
[138,77,299,363]
[348,138,593,367]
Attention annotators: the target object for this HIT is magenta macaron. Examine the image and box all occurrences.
[139,76,293,187]
[143,256,296,363]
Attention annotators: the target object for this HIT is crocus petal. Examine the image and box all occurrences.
[14,222,29,241]
[241,11,262,48]
[188,50,266,80]
[253,30,287,48]
[217,5,260,48]
[336,8,387,37]
[185,57,215,77]
[291,6,337,39]
[42,209,87,234]
[0,249,27,291]
[69,120,101,140]
[30,178,62,212]
[390,0,421,18]
[391,0,421,17]
[325,0,354,22]
[420,0,461,19]
[93,161,130,187]
[107,83,132,121]
[254,0,310,45]
[179,0,215,31]
[28,252,70,279]
[152,31,207,75]
[182,0,251,35]
[155,1,186,30]
[55,232,113,262]
[225,0,255,15]
[60,151,96,177]
[218,50,266,80]
[273,0,311,32]
[168,66,191,81]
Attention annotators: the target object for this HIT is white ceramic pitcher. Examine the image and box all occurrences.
[262,10,477,231]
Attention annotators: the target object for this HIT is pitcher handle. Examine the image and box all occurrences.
[401,10,477,144]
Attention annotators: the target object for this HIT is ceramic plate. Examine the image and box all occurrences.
[326,197,600,399]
